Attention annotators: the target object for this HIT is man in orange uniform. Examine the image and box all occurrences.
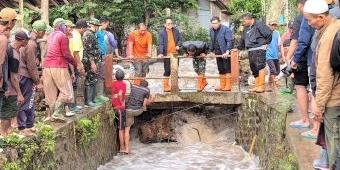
[157,17,181,92]
[126,23,152,85]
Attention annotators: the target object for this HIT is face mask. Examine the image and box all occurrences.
[60,24,67,33]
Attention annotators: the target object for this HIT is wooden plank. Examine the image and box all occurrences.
[104,55,113,89]
[170,53,179,93]
[19,0,23,27]
[230,49,239,84]
[40,0,49,62]
[13,0,40,12]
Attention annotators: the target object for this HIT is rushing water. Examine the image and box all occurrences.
[97,139,260,170]
[98,111,260,170]
[99,59,261,169]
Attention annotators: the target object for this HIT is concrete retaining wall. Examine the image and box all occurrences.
[0,102,117,170]
[236,93,297,169]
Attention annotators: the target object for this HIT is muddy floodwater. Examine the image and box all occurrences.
[98,112,261,170]
[99,59,260,169]
[98,139,260,170]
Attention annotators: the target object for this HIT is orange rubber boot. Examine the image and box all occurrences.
[163,78,171,92]
[197,75,204,92]
[222,73,232,91]
[248,76,259,92]
[201,75,208,91]
[256,69,265,93]
[215,75,226,91]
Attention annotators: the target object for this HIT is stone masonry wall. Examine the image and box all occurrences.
[0,102,117,170]
[52,102,117,170]
[235,93,297,170]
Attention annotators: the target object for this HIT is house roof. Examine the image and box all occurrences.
[210,0,232,15]
[0,0,80,10]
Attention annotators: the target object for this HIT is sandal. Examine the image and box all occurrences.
[289,121,310,129]
[301,130,317,140]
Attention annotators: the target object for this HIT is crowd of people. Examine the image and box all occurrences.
[0,0,339,168]
[241,0,340,169]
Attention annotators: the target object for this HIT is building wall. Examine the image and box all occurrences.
[197,0,231,30]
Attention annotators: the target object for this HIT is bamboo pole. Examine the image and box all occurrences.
[40,0,49,62]
[19,0,23,27]
[248,135,257,155]
[112,54,228,61]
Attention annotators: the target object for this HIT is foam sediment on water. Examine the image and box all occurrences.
[98,112,261,170]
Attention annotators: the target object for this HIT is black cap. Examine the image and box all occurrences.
[100,16,109,23]
[15,30,29,40]
[75,19,89,28]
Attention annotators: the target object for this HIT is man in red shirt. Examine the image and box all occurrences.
[42,18,77,121]
[111,69,127,153]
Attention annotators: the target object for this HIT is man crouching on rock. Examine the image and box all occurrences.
[124,80,155,154]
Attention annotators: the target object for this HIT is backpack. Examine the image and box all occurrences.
[330,30,340,72]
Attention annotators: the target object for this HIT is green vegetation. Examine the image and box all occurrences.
[107,109,116,126]
[47,0,198,49]
[75,114,101,151]
[0,123,56,170]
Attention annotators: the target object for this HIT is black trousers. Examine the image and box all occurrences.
[248,49,266,77]
[216,57,231,74]
[163,58,179,77]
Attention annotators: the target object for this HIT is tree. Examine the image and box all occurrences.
[49,0,198,52]
[228,0,263,19]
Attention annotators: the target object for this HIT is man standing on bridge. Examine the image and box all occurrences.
[127,23,152,85]
[182,41,209,92]
[157,17,182,92]
[208,16,234,91]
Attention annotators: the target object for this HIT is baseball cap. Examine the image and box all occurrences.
[326,0,333,4]
[15,30,29,40]
[32,20,47,32]
[53,18,66,27]
[88,18,102,26]
[303,0,329,14]
[46,25,53,34]
[75,19,89,28]
[0,7,20,21]
[65,20,76,27]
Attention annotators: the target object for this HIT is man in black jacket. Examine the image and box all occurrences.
[238,12,272,93]
[182,41,209,92]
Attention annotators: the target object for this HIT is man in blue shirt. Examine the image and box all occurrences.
[289,0,315,132]
[94,17,110,103]
[266,21,280,92]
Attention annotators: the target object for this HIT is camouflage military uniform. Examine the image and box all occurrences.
[193,58,206,75]
[82,29,100,106]
[83,30,100,85]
